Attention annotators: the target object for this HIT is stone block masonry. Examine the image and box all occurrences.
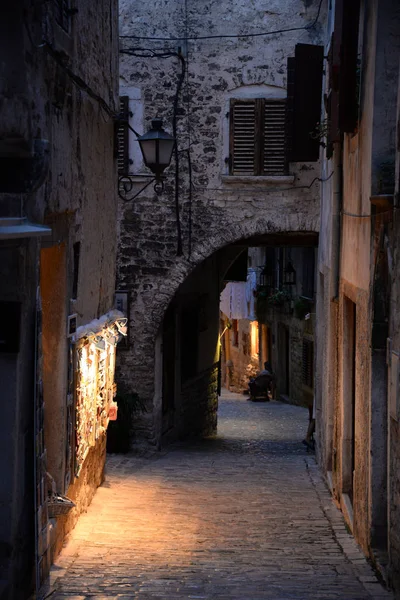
[117,0,326,446]
[179,363,219,438]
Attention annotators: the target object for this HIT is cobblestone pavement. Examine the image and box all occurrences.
[50,391,392,599]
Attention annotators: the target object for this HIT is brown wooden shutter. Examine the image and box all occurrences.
[230,99,260,175]
[287,44,324,162]
[286,57,295,162]
[117,96,130,175]
[339,1,361,133]
[263,100,287,175]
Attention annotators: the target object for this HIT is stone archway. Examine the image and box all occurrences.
[116,210,318,447]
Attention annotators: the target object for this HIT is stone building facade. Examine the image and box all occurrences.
[315,0,400,592]
[0,2,119,598]
[117,0,326,447]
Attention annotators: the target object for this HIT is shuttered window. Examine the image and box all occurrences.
[117,96,130,175]
[302,339,314,388]
[229,99,287,176]
[55,0,70,32]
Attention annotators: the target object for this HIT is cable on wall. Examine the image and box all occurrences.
[119,0,323,41]
[121,48,186,256]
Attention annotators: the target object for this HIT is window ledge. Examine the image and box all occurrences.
[221,175,295,185]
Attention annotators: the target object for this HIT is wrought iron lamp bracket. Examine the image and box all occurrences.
[118,174,165,202]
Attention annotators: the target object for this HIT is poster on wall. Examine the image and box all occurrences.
[75,340,117,477]
[114,291,129,348]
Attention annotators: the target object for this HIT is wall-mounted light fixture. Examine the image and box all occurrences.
[283,260,296,285]
[118,118,175,202]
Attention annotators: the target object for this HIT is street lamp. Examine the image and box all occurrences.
[138,118,175,179]
[283,260,296,285]
[118,117,175,202]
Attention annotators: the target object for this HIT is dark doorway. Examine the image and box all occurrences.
[162,304,176,434]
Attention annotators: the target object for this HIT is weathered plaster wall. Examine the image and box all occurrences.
[117,0,325,445]
[0,1,119,596]
[317,2,400,587]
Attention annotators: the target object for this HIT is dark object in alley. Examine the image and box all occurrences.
[248,362,276,401]
[302,418,316,452]
[107,391,146,453]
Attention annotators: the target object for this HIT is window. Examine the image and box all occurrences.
[116,96,130,175]
[302,248,315,299]
[302,339,314,388]
[229,99,287,176]
[55,0,70,32]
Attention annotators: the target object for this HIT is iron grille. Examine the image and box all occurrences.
[302,339,314,388]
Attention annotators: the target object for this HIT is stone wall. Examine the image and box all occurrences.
[117,0,325,446]
[179,364,219,439]
[0,2,119,596]
[50,435,107,560]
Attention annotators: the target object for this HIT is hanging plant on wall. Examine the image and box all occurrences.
[294,297,312,320]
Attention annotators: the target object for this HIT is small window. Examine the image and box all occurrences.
[116,96,130,175]
[302,339,314,388]
[229,99,287,176]
[55,0,70,32]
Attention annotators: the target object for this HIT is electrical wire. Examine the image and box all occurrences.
[24,16,117,117]
[184,0,193,259]
[44,43,116,117]
[343,208,394,219]
[173,52,186,256]
[120,0,323,41]
[190,173,335,195]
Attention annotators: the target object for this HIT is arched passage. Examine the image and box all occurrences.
[116,224,318,448]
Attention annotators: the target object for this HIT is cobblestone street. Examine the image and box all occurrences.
[50,391,392,599]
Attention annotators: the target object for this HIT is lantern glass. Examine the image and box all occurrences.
[283,261,296,285]
[158,139,175,165]
[137,118,175,178]
[140,139,157,166]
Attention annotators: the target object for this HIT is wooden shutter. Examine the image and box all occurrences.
[339,1,361,133]
[302,339,314,388]
[287,44,324,162]
[117,96,130,175]
[230,99,287,176]
[55,0,70,31]
[263,100,287,175]
[286,57,295,161]
[230,99,260,175]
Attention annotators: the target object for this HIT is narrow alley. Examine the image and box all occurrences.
[50,392,391,600]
